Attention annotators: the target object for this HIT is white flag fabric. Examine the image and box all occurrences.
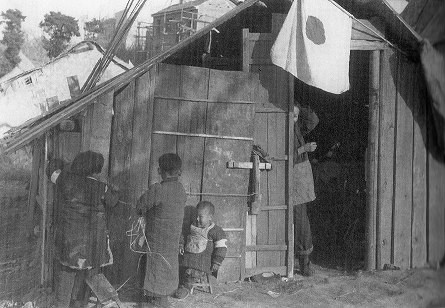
[270,0,352,94]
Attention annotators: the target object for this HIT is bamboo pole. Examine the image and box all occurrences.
[40,134,48,284]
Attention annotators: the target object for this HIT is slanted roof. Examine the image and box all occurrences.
[1,0,260,154]
[401,0,445,46]
[1,41,130,86]
[153,0,209,16]
[0,51,35,84]
[334,0,422,55]
[0,40,131,141]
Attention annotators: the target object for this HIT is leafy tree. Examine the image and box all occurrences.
[39,11,80,58]
[84,17,117,48]
[0,54,13,77]
[0,9,26,76]
[84,18,104,40]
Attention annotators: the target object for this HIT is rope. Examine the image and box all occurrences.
[117,216,173,292]
[125,216,172,269]
[327,0,411,57]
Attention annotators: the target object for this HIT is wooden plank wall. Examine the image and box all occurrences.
[203,69,256,281]
[373,50,445,269]
[107,81,136,284]
[243,13,290,276]
[81,92,114,181]
[151,64,257,281]
[49,68,157,286]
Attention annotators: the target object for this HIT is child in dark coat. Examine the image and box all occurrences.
[137,153,187,308]
[176,201,227,298]
[50,151,119,307]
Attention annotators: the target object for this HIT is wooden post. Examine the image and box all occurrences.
[286,75,295,278]
[376,49,397,269]
[251,154,261,214]
[242,29,250,73]
[41,133,49,284]
[366,50,380,270]
[28,139,42,235]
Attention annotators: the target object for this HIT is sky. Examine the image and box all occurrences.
[0,0,176,38]
[0,0,408,44]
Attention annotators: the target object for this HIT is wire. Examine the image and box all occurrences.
[82,0,149,92]
[125,216,172,269]
[116,216,174,293]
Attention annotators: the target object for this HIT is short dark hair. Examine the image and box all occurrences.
[158,153,182,173]
[71,151,104,176]
[46,158,65,178]
[196,201,215,216]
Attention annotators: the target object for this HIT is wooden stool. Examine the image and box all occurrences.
[190,273,213,294]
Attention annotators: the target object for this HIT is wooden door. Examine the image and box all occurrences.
[149,63,259,281]
[242,14,294,277]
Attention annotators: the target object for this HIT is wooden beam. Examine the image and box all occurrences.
[256,107,288,114]
[393,55,414,269]
[250,154,261,215]
[286,74,295,278]
[376,49,397,269]
[155,95,256,104]
[153,130,254,141]
[350,40,389,50]
[260,205,288,211]
[246,245,287,251]
[223,228,244,232]
[27,139,42,235]
[411,64,427,268]
[242,28,250,73]
[365,50,380,270]
[351,19,385,41]
[3,0,260,154]
[226,161,272,170]
[366,0,421,54]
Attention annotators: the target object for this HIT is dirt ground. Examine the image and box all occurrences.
[150,266,445,308]
[8,265,444,308]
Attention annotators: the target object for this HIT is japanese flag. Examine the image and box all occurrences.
[271,0,352,94]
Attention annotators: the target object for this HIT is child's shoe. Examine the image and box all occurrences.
[174,287,190,300]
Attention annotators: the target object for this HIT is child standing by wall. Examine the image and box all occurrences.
[176,201,228,299]
[50,151,119,307]
[136,153,187,308]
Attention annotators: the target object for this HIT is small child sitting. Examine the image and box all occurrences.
[176,201,227,298]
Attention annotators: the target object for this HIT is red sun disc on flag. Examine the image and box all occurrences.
[306,16,326,45]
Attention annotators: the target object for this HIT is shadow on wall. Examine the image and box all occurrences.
[389,52,444,162]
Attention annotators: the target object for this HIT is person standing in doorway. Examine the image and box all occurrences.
[293,103,319,276]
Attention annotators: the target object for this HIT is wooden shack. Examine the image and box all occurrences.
[1,0,444,292]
